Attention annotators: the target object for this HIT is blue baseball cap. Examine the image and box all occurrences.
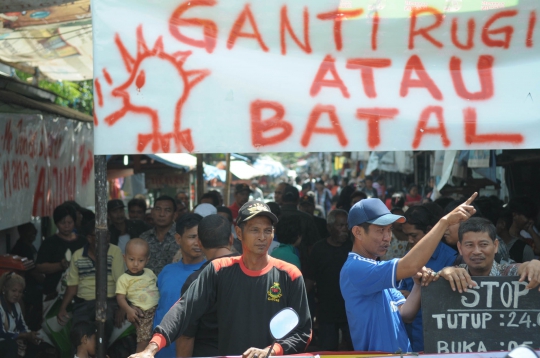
[348,198,405,229]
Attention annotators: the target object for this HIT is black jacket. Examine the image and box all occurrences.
[156,256,312,355]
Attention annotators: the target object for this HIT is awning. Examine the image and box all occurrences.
[204,165,226,182]
[230,161,265,180]
[253,156,286,177]
[147,155,263,181]
[148,153,197,171]
[231,153,250,161]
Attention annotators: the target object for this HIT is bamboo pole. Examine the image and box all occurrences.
[196,154,204,204]
[224,154,232,206]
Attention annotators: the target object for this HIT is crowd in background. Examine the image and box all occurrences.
[3,171,540,358]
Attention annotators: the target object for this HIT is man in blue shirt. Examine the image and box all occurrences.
[340,194,477,353]
[154,214,206,358]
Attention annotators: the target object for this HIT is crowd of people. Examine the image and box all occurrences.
[3,175,540,358]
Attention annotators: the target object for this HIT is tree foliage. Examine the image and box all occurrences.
[15,70,94,116]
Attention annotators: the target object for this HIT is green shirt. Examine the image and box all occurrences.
[271,244,301,269]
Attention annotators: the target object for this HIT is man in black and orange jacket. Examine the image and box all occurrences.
[130,200,312,358]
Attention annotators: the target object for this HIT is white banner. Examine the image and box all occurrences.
[0,114,95,230]
[93,0,540,154]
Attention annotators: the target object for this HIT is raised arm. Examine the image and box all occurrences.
[396,193,477,281]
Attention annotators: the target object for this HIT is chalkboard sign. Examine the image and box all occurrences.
[421,277,540,354]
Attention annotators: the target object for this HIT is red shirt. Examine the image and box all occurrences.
[229,202,240,222]
[385,198,393,210]
[405,194,422,206]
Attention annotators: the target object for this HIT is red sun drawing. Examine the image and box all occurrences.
[104,25,210,153]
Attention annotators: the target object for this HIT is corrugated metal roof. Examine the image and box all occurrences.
[0,75,57,102]
[0,89,93,122]
[1,0,77,13]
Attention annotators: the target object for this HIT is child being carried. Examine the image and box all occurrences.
[116,238,160,352]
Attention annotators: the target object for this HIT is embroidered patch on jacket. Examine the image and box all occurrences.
[267,282,283,302]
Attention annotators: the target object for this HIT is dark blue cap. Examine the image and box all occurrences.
[348,198,405,229]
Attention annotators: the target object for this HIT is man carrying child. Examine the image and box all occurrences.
[57,221,125,346]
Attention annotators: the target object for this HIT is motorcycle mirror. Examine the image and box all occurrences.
[506,345,538,358]
[269,308,299,340]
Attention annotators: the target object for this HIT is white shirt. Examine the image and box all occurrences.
[118,233,130,254]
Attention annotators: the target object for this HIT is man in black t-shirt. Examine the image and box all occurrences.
[306,209,353,351]
[12,223,38,262]
[131,201,312,358]
[280,185,320,275]
[128,198,147,221]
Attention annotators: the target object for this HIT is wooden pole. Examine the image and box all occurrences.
[224,154,232,206]
[94,155,108,358]
[414,153,419,186]
[32,67,39,86]
[196,154,204,204]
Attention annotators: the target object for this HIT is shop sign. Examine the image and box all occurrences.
[145,170,190,189]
